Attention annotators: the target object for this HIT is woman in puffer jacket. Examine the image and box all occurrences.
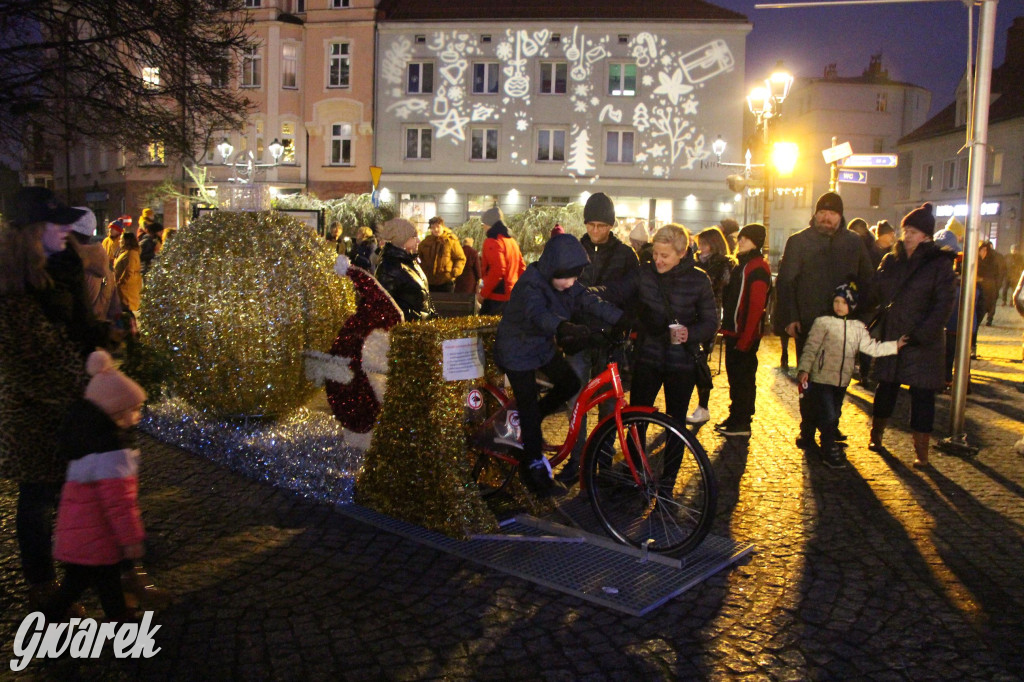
[796,283,905,468]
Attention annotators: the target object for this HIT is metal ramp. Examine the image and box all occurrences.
[334,502,754,616]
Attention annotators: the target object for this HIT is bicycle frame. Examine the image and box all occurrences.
[479,362,659,490]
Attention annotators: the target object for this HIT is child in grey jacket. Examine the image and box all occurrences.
[797,282,907,467]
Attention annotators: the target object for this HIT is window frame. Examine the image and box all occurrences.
[539,61,567,95]
[536,128,566,162]
[472,62,500,95]
[329,123,353,166]
[282,43,298,89]
[328,42,351,89]
[405,126,432,160]
[331,0,350,7]
[241,47,262,88]
[407,61,434,94]
[470,127,499,161]
[607,62,637,97]
[605,129,635,164]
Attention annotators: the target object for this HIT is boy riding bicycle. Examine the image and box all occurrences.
[493,234,624,498]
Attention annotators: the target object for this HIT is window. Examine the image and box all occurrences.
[280,122,296,164]
[876,93,887,112]
[988,151,1003,185]
[282,44,297,88]
[244,0,260,6]
[331,0,349,6]
[211,50,229,88]
[605,130,635,163]
[330,123,352,165]
[472,62,499,94]
[405,127,431,159]
[241,48,261,87]
[468,195,498,214]
[471,128,498,161]
[146,142,165,165]
[142,67,160,90]
[957,158,969,189]
[922,164,934,191]
[293,0,305,11]
[942,160,956,190]
[539,62,567,94]
[407,62,433,94]
[537,129,566,162]
[608,63,636,96]
[870,187,882,208]
[328,43,350,88]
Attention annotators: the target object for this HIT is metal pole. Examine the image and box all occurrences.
[829,135,839,192]
[762,120,772,257]
[942,0,998,456]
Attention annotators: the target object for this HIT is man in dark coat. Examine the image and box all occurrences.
[776,191,874,449]
[558,192,639,482]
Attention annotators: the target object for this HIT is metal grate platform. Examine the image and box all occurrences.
[334,502,753,616]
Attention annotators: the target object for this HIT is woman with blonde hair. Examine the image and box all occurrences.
[688,226,735,423]
[599,224,718,425]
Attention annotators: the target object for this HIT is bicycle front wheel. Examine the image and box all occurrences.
[583,411,717,557]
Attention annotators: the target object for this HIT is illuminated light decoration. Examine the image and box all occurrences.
[771,142,799,176]
[379,187,393,202]
[934,202,1000,217]
[445,187,458,198]
[380,29,735,179]
[684,194,698,209]
[143,210,355,417]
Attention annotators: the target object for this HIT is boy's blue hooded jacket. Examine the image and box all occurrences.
[494,234,622,372]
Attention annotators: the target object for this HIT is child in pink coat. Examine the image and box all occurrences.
[47,350,147,621]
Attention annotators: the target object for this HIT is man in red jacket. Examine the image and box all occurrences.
[715,223,772,437]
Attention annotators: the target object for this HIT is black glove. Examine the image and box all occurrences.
[610,314,632,339]
[556,321,591,355]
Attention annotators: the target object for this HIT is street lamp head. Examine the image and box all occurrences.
[747,86,769,118]
[712,135,726,161]
[766,62,794,105]
[217,138,234,163]
[268,138,284,163]
[771,141,799,176]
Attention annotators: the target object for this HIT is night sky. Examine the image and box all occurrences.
[710,0,1019,117]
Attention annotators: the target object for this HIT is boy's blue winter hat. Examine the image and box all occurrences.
[833,281,858,310]
[933,228,960,253]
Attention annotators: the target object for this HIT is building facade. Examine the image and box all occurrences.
[373,0,750,233]
[895,17,1024,252]
[763,56,931,259]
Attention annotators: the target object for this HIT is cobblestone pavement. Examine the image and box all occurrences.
[2,307,1023,680]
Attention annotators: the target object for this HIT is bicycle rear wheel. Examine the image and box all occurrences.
[583,411,717,556]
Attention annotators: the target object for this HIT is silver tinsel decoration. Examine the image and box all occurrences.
[141,397,364,504]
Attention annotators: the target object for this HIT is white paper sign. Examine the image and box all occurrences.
[443,337,485,381]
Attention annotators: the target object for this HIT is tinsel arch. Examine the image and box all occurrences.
[142,210,355,417]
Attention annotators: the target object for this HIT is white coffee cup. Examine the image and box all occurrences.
[669,323,684,344]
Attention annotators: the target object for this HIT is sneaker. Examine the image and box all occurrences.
[713,419,733,433]
[795,434,816,450]
[554,458,579,485]
[686,406,711,424]
[519,458,567,498]
[719,423,751,437]
[821,445,847,469]
[835,429,848,443]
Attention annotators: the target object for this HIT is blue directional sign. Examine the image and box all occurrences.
[838,169,868,184]
[842,154,898,168]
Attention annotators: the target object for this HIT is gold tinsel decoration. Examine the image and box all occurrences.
[142,210,355,417]
[356,316,506,538]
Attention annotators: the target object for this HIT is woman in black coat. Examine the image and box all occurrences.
[603,224,718,424]
[869,203,956,467]
[374,218,435,322]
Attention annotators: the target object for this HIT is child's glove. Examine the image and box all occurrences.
[556,321,591,355]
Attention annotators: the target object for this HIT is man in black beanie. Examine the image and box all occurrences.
[556,191,639,483]
[776,191,874,451]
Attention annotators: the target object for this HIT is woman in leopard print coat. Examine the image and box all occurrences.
[0,189,98,605]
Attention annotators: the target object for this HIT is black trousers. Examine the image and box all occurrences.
[502,352,580,465]
[629,363,696,425]
[873,381,936,434]
[49,563,128,620]
[429,281,455,293]
[725,339,760,426]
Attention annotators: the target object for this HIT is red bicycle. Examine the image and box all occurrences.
[467,358,718,557]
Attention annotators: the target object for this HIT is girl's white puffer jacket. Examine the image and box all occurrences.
[797,315,899,387]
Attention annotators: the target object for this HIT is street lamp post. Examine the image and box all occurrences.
[746,63,794,258]
[217,137,285,183]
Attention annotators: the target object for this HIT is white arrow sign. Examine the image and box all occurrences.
[822,141,853,165]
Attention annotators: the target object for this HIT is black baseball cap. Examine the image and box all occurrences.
[8,187,86,228]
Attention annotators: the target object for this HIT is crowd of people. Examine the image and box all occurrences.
[2,184,1022,617]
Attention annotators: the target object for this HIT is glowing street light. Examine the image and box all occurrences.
[747,61,794,257]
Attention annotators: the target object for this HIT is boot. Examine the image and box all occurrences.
[28,580,86,618]
[868,417,887,452]
[122,566,173,610]
[912,432,931,468]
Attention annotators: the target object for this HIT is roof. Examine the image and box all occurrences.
[376,0,748,23]
[899,61,1024,145]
